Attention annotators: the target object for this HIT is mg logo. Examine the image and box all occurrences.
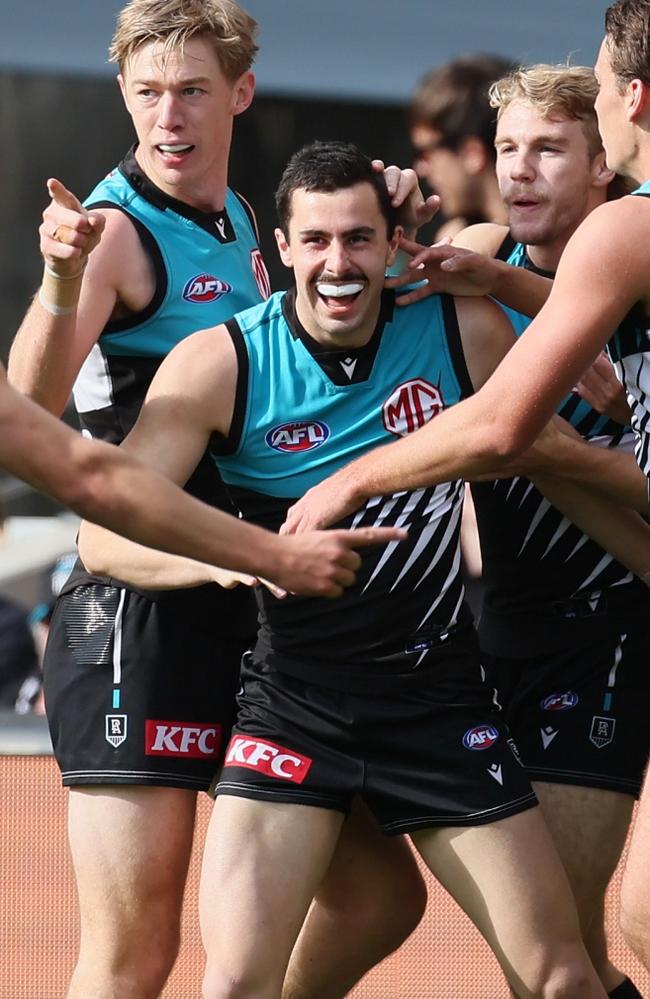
[251,249,271,300]
[382,378,444,437]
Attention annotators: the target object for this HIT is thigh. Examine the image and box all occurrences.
[621,761,650,929]
[533,781,634,921]
[44,583,244,791]
[200,795,344,989]
[316,796,425,907]
[68,784,197,931]
[412,806,584,995]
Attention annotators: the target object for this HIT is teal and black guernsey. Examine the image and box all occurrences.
[65,148,269,633]
[74,146,267,441]
[606,180,650,493]
[473,232,649,658]
[212,288,476,691]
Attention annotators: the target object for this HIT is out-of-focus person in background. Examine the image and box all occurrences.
[0,502,40,713]
[410,54,514,241]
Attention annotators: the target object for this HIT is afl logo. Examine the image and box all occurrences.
[182,273,232,303]
[463,725,499,751]
[382,378,444,437]
[541,692,579,711]
[251,249,271,301]
[266,421,330,453]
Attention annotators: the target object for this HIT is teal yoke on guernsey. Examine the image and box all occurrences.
[64,147,270,636]
[606,181,650,492]
[211,288,477,688]
[473,235,648,658]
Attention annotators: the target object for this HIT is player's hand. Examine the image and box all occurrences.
[372,159,440,235]
[574,352,631,425]
[273,526,407,598]
[281,475,362,535]
[385,237,500,304]
[40,178,106,277]
[209,566,287,599]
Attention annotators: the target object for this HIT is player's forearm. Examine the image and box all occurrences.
[78,521,219,588]
[534,433,648,514]
[490,260,553,318]
[8,298,79,415]
[531,471,650,580]
[333,397,517,508]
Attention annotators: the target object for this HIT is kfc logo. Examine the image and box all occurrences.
[223,735,312,783]
[382,378,444,437]
[145,720,222,758]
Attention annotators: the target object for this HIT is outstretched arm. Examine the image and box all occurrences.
[0,366,402,597]
[283,199,650,529]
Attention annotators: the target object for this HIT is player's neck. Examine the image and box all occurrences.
[134,146,229,213]
[524,240,564,274]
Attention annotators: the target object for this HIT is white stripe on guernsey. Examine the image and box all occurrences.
[72,343,115,414]
[539,517,573,560]
[563,534,590,562]
[517,480,536,509]
[417,549,464,630]
[361,483,461,593]
[608,633,627,688]
[112,589,127,686]
[503,477,520,501]
[409,502,462,592]
[517,496,552,556]
[577,553,617,594]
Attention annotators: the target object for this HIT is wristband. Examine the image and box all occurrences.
[39,259,86,316]
[37,289,78,316]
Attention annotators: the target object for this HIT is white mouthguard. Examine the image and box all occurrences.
[316,282,365,298]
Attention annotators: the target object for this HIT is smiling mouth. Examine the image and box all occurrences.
[156,143,195,158]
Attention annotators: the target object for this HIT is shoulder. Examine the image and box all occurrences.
[453,223,509,256]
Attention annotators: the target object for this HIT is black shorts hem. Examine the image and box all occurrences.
[380,791,539,836]
[215,782,349,813]
[61,769,211,791]
[526,766,640,798]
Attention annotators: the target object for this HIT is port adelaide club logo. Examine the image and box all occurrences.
[266,421,330,453]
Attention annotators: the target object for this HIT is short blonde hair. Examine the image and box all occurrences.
[110,0,258,81]
[490,64,602,156]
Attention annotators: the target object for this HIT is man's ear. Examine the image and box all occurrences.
[629,77,650,126]
[590,149,616,189]
[458,136,490,175]
[117,74,130,114]
[275,227,293,268]
[231,71,256,116]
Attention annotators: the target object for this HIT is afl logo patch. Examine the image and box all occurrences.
[541,692,579,711]
[463,725,499,751]
[251,249,271,301]
[182,273,232,303]
[265,421,330,453]
[382,378,443,437]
